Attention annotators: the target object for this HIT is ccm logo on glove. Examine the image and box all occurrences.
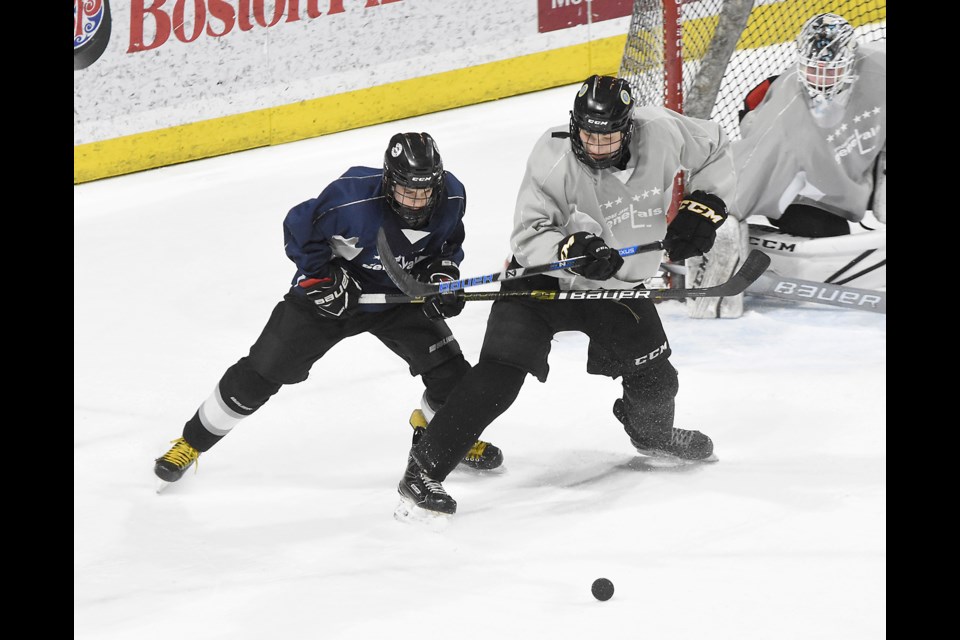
[679,198,724,224]
[663,191,728,262]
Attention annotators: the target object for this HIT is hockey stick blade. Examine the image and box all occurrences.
[360,250,770,304]
[376,227,665,297]
[659,258,885,313]
[376,228,432,297]
[748,272,886,313]
[679,249,770,299]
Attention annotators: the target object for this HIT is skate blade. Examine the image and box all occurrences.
[633,449,719,467]
[393,496,452,529]
[453,463,507,476]
[156,479,174,494]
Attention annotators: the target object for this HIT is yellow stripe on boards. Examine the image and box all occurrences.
[74,35,626,184]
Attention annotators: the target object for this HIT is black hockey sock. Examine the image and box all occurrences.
[619,359,679,438]
[182,410,223,452]
[413,360,526,481]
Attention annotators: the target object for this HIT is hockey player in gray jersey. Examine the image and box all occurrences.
[689,12,886,317]
[394,75,735,517]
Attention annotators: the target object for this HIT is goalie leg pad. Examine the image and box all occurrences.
[749,224,885,290]
[686,219,748,318]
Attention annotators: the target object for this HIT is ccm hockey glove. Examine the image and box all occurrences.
[663,190,729,261]
[297,264,362,319]
[413,258,465,321]
[558,231,624,280]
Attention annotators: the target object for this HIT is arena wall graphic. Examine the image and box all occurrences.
[74,0,632,183]
[74,0,112,71]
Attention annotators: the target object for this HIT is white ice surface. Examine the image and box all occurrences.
[75,84,885,640]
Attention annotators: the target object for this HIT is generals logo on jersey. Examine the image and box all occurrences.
[828,106,883,164]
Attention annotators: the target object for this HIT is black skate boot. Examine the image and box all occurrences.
[409,409,504,471]
[395,455,457,520]
[613,399,716,462]
[154,437,200,483]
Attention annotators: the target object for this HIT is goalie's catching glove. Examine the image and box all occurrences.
[663,190,728,262]
[557,231,624,281]
[297,263,362,319]
[413,258,465,321]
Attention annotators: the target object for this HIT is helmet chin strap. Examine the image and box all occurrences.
[398,206,430,228]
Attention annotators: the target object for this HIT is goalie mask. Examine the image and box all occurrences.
[569,75,635,170]
[796,13,859,102]
[382,132,445,228]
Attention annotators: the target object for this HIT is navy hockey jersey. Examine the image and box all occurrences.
[283,166,466,312]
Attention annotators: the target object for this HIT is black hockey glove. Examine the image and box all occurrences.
[413,258,465,321]
[297,264,362,320]
[557,231,624,280]
[663,190,729,261]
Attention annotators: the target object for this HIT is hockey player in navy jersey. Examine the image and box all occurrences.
[154,132,503,486]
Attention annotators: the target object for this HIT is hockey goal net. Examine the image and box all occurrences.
[618,0,887,143]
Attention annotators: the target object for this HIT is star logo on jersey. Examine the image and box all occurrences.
[830,104,882,163]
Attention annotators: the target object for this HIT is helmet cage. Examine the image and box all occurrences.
[796,13,859,101]
[569,75,635,169]
[382,133,445,228]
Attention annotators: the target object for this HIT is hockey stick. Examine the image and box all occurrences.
[660,261,885,313]
[375,227,663,297]
[360,249,770,304]
[748,272,885,314]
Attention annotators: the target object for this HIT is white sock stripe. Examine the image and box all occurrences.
[197,386,245,436]
[420,392,436,423]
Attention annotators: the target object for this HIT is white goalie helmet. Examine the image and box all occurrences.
[796,13,859,101]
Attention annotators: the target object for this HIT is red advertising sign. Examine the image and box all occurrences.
[537,0,633,34]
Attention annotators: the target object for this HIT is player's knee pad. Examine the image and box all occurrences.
[426,358,526,419]
[474,360,527,407]
[220,359,283,416]
[622,359,678,402]
[421,354,471,415]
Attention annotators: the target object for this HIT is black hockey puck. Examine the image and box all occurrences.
[591,577,614,601]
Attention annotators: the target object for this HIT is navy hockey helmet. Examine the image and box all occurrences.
[796,13,859,102]
[382,132,445,228]
[569,75,635,169]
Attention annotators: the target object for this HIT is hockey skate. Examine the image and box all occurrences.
[409,409,504,471]
[613,399,717,464]
[154,437,200,492]
[395,456,457,525]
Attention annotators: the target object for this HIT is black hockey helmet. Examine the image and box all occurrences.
[382,132,445,228]
[569,75,635,169]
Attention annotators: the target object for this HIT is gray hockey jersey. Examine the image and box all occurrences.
[511,106,735,290]
[732,41,886,223]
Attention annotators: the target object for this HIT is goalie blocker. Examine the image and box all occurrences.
[686,220,886,318]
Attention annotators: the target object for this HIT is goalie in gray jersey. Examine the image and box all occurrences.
[394,75,735,518]
[690,12,886,318]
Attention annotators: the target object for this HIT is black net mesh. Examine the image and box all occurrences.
[619,0,886,141]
